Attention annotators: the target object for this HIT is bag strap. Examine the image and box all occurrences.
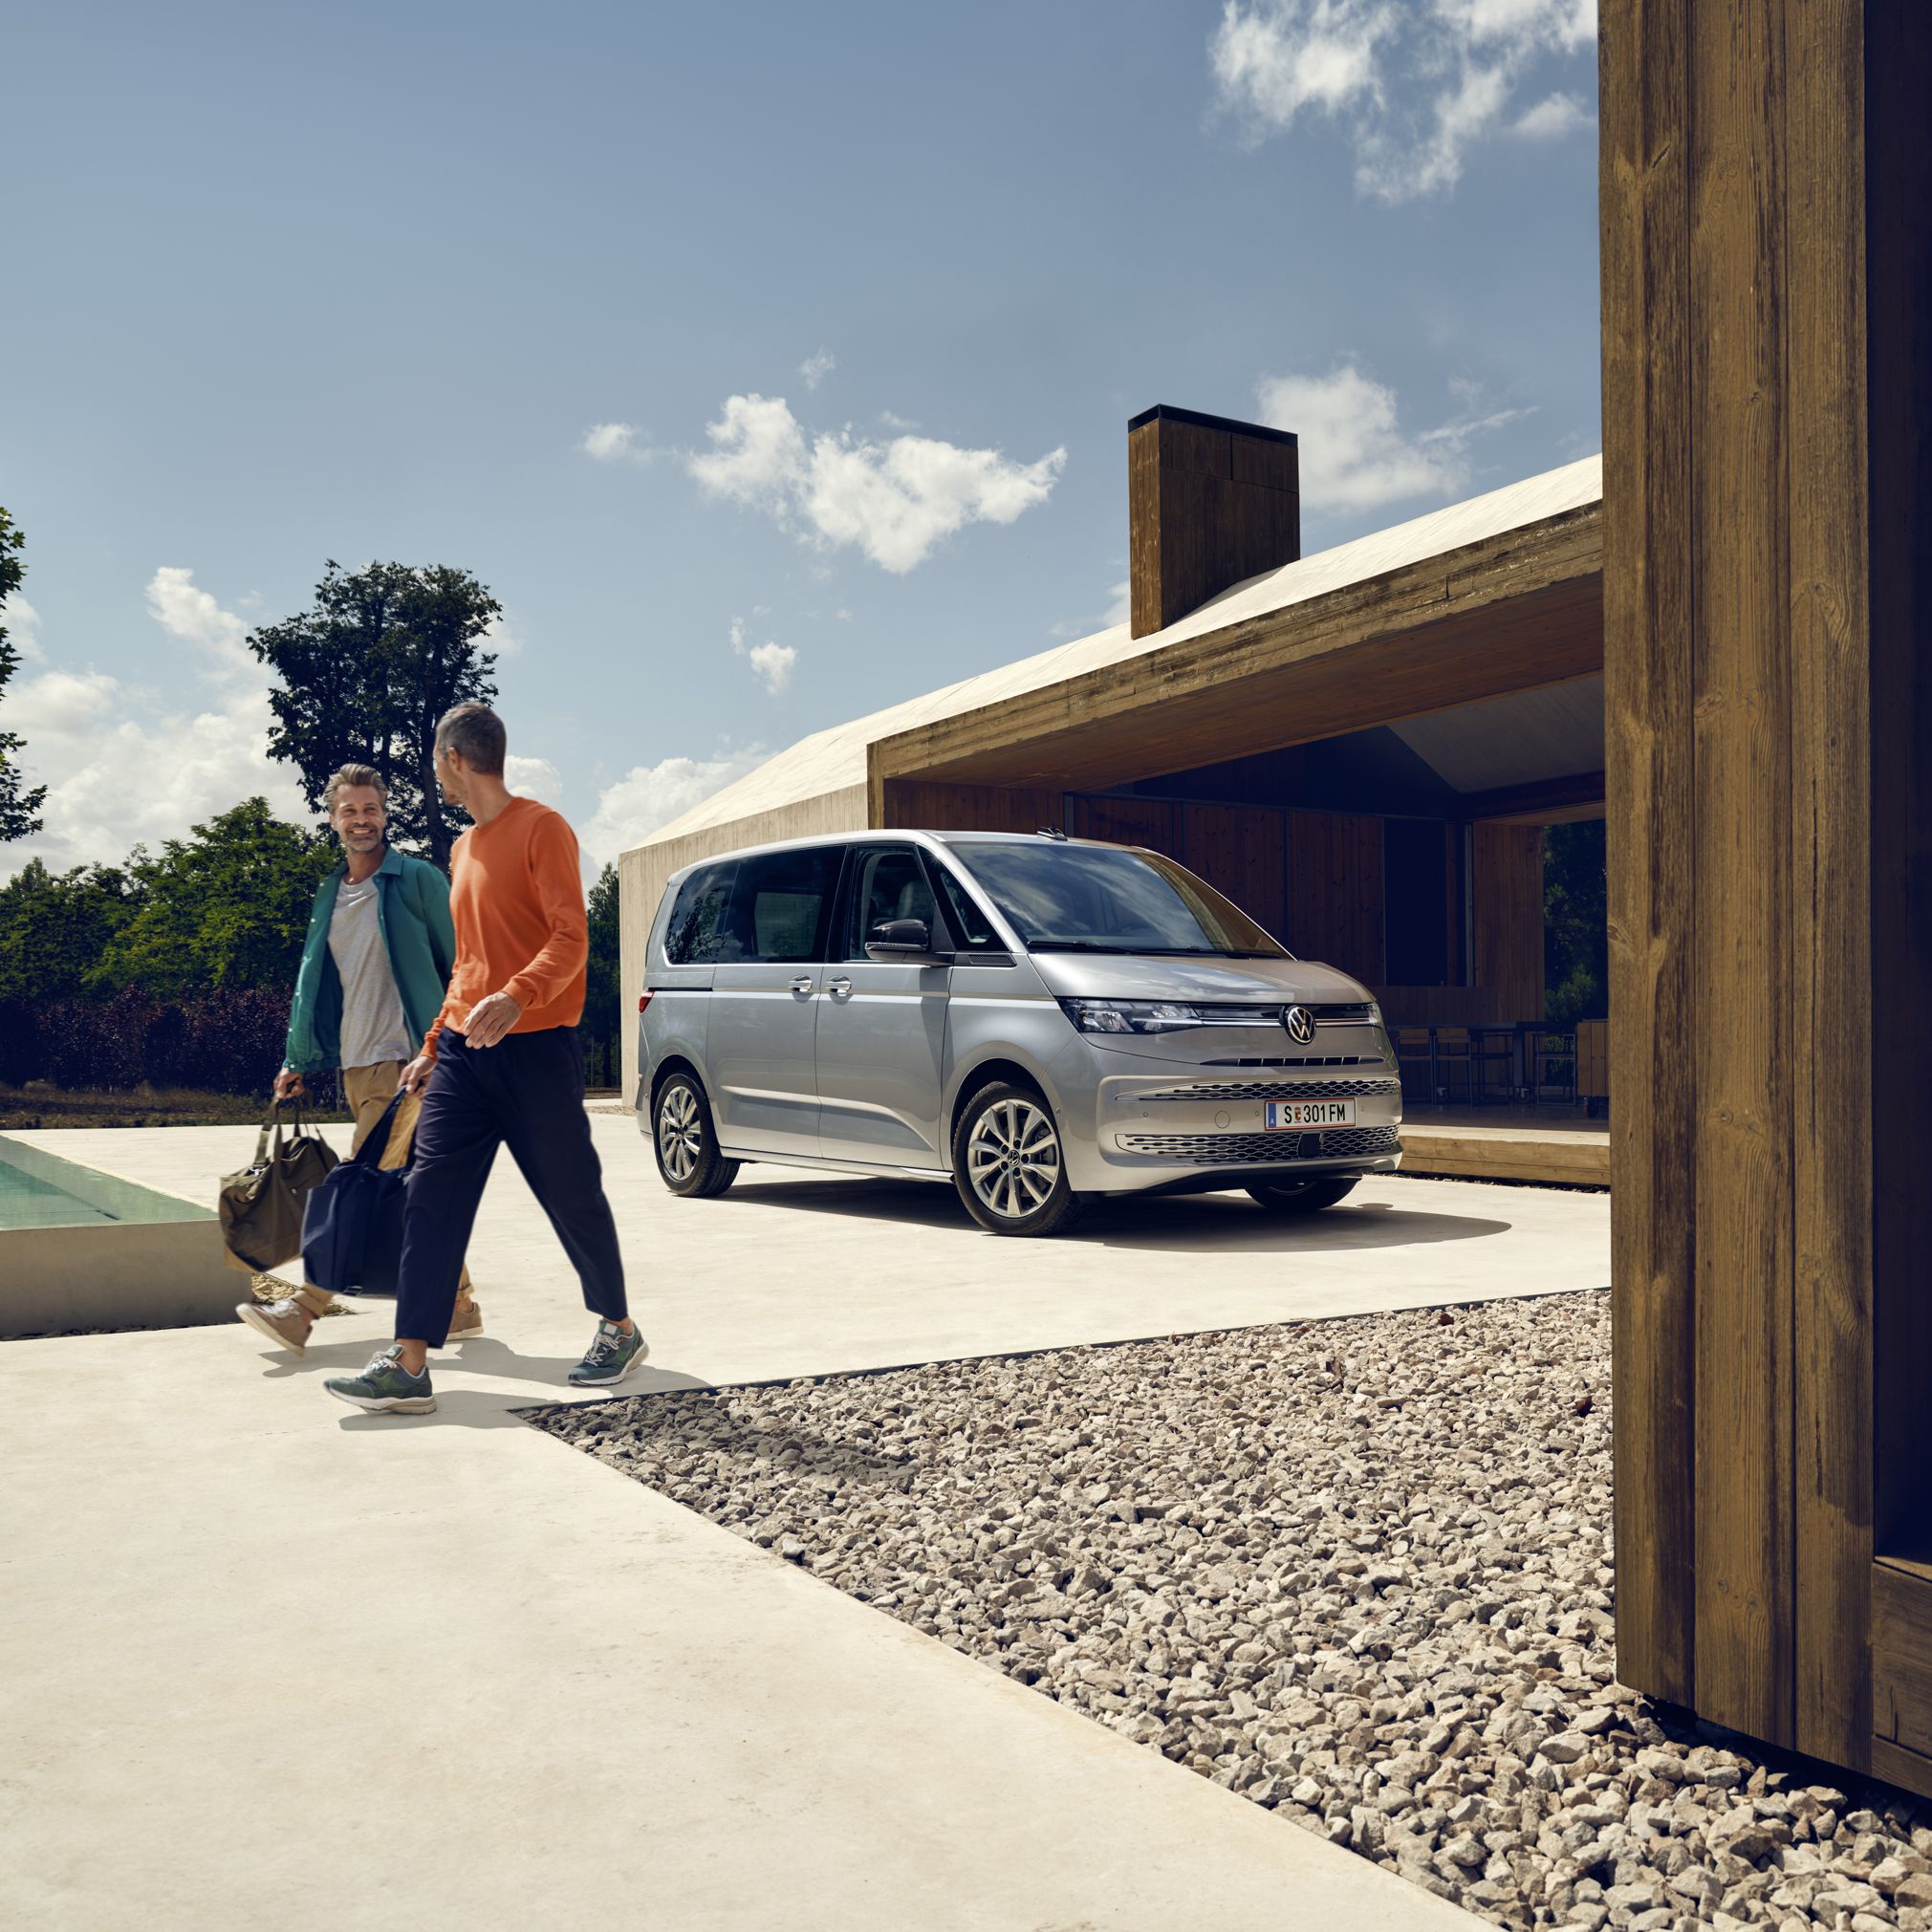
[354,1090,412,1168]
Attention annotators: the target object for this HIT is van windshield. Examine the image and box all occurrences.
[950,841,1289,958]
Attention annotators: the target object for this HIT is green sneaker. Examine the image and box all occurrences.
[568,1319,648,1388]
[324,1344,437,1415]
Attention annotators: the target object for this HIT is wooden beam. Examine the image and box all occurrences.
[1457,771,1606,823]
[1786,0,1872,1773]
[869,513,1602,797]
[1602,0,1697,1709]
[1684,0,1796,1749]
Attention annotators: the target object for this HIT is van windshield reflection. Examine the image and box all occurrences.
[950,841,1289,959]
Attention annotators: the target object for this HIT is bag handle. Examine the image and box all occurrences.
[250,1096,312,1171]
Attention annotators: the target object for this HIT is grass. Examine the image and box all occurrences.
[0,1083,355,1131]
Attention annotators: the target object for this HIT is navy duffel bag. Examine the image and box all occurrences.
[300,1092,411,1297]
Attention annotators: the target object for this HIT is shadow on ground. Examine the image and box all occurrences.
[720,1176,1510,1253]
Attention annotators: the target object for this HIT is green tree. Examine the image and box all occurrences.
[95,798,333,999]
[579,861,621,1089]
[0,858,142,1001]
[248,560,501,871]
[1544,818,1608,1024]
[0,509,48,843]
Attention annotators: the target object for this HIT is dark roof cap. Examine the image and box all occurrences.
[1127,403,1298,446]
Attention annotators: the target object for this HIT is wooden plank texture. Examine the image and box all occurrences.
[1686,0,1795,1748]
[1873,1563,1932,1760]
[1470,823,1544,1021]
[1181,803,1288,942]
[879,781,1064,835]
[1601,0,1697,1707]
[1784,0,1872,1772]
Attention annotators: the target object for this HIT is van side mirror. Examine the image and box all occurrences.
[865,917,944,961]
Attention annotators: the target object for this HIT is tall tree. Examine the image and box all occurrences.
[579,861,621,1089]
[249,560,501,871]
[0,858,142,1002]
[1543,819,1608,1024]
[0,508,48,843]
[95,798,334,999]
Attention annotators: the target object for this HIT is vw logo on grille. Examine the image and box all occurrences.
[1282,1004,1316,1045]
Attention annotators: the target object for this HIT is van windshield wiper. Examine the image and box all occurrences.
[1027,941,1233,955]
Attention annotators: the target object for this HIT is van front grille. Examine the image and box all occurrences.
[1138,1077,1400,1103]
[1119,1126,1402,1164]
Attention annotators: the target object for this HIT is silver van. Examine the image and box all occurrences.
[636,829,1402,1236]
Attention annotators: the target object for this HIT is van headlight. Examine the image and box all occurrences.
[1058,997,1203,1035]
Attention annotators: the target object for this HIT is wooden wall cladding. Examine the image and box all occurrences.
[1470,823,1545,1021]
[879,781,1064,835]
[1287,811,1385,985]
[1065,793,1179,853]
[1601,0,1921,1788]
[1181,802,1288,941]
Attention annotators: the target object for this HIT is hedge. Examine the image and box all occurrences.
[0,989,620,1096]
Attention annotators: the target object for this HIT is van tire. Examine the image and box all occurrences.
[951,1082,1086,1237]
[1245,1176,1358,1214]
[652,1072,740,1199]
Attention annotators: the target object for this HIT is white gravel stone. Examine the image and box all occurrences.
[532,1289,1930,1932]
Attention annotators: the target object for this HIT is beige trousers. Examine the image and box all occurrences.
[293,1062,474,1316]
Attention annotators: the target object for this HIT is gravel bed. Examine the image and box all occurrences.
[532,1292,1932,1931]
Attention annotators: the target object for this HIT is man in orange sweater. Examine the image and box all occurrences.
[324,703,642,1416]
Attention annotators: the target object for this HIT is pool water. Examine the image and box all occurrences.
[0,1137,213,1232]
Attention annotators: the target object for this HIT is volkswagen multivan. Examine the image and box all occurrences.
[637,830,1402,1236]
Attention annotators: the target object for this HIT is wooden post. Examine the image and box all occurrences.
[1603,0,1932,1788]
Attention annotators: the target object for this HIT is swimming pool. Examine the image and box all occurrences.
[0,1136,214,1231]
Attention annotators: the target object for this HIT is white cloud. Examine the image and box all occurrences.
[798,349,836,390]
[687,393,1065,574]
[4,594,44,663]
[143,565,255,678]
[1254,361,1530,513]
[1512,89,1594,138]
[2,577,311,879]
[578,747,770,867]
[581,422,654,464]
[1210,0,1596,201]
[745,641,795,697]
[505,754,563,805]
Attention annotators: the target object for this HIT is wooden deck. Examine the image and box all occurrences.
[1399,1118,1610,1188]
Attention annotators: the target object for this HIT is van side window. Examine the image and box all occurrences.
[664,862,736,964]
[929,860,1000,951]
[846,847,939,957]
[720,847,840,963]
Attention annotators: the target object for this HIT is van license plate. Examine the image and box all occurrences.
[1266,1099,1357,1128]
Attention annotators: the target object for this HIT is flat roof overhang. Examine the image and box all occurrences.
[868,501,1603,806]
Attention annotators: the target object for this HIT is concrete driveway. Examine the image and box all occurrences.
[2,1118,1605,1929]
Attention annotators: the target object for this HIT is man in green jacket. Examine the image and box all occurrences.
[235,763,483,1354]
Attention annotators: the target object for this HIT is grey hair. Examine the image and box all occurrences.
[435,702,507,776]
[323,763,388,812]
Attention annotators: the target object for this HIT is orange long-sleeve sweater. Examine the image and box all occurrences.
[423,797,587,1053]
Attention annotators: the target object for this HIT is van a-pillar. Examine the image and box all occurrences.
[1602,0,1932,1789]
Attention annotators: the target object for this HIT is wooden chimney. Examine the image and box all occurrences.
[1127,404,1301,639]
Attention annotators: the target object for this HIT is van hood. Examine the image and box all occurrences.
[1026,950,1370,1006]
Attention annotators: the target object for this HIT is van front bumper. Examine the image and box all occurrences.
[1058,1060,1404,1196]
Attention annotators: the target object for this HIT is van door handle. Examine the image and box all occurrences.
[790,976,814,994]
[827,976,853,997]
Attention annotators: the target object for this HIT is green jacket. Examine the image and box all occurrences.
[283,847,457,1074]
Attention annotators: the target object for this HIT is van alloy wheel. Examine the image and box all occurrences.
[966,1096,1060,1219]
[651,1073,740,1200]
[658,1082,702,1183]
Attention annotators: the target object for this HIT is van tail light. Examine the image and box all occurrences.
[638,990,655,1013]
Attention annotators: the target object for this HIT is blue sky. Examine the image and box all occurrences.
[0,0,1600,878]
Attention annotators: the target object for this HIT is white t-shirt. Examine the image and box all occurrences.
[328,877,413,1071]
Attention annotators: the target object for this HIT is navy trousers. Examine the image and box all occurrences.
[395,1027,627,1349]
